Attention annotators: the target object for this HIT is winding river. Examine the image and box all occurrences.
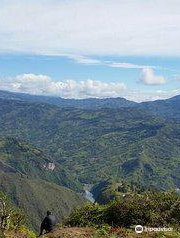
[83,184,95,203]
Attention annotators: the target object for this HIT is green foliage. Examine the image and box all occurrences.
[2,93,180,236]
[0,172,86,231]
[64,202,105,227]
[19,226,37,238]
[0,192,28,236]
[1,98,180,189]
[91,180,150,205]
[0,137,82,192]
[139,95,180,121]
[0,136,85,231]
[65,191,180,228]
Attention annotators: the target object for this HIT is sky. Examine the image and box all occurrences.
[0,0,180,102]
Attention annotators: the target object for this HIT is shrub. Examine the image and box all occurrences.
[65,190,180,228]
[0,192,26,234]
[64,202,106,227]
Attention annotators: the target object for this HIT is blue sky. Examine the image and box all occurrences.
[0,0,180,101]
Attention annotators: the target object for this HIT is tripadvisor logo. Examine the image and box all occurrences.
[135,225,143,233]
[135,225,173,233]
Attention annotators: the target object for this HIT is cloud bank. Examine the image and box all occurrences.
[0,74,126,99]
[0,73,179,102]
[140,68,166,85]
[125,89,179,102]
[0,0,180,56]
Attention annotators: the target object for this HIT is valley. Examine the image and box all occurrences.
[0,92,180,190]
[1,2,179,236]
[1,90,180,233]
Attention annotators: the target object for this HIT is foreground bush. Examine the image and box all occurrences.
[0,192,36,238]
[64,190,180,228]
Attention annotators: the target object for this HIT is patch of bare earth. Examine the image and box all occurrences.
[46,227,94,238]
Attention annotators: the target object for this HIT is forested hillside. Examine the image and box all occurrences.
[0,137,85,230]
[0,137,81,191]
[1,90,180,236]
[0,96,180,189]
[0,171,85,231]
[1,89,180,120]
[138,95,180,121]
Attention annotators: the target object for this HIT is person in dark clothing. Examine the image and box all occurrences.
[39,211,57,236]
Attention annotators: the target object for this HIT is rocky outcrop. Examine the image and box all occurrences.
[43,163,56,171]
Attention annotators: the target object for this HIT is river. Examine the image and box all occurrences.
[83,184,95,203]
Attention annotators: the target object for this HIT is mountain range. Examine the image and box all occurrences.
[0,90,136,109]
[1,89,180,120]
[1,89,180,230]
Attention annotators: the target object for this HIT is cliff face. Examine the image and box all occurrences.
[43,163,56,171]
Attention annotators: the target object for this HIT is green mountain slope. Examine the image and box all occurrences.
[0,137,85,230]
[0,169,85,231]
[0,137,82,191]
[0,137,86,231]
[1,99,180,189]
[138,95,180,121]
[2,89,180,121]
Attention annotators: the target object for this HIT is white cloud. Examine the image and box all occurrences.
[63,54,157,69]
[65,54,102,65]
[0,74,126,99]
[125,89,180,102]
[1,73,180,102]
[140,68,166,85]
[0,0,180,56]
[108,62,156,69]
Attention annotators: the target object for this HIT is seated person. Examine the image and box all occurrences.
[39,211,57,236]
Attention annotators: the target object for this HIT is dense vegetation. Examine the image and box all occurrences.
[0,170,85,231]
[0,192,36,238]
[1,89,180,120]
[91,180,145,204]
[0,171,85,231]
[65,190,180,229]
[1,90,180,237]
[0,137,85,231]
[2,189,180,238]
[0,137,82,191]
[139,95,180,121]
[0,97,180,189]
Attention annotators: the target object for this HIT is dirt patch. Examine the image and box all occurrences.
[46,227,94,238]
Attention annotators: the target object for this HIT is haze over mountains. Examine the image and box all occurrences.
[0,90,136,109]
[0,89,179,120]
[1,89,180,230]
